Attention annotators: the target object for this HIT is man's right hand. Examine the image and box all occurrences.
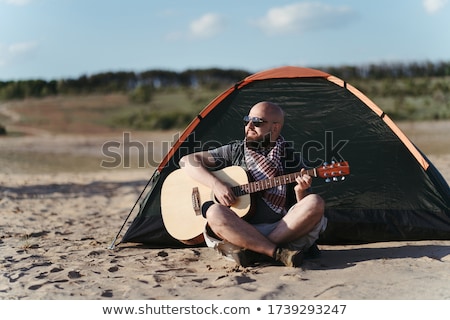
[212,180,236,207]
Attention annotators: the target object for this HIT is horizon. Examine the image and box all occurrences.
[1,59,449,82]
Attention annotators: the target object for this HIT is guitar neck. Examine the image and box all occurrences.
[232,168,316,196]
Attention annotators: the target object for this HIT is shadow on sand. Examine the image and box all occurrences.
[0,180,148,199]
[309,244,449,270]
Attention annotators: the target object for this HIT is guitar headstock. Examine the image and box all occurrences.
[316,161,350,182]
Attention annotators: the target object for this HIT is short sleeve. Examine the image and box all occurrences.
[208,144,234,170]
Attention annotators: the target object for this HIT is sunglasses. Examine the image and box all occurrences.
[243,115,268,127]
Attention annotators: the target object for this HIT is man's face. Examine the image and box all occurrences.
[244,102,283,147]
[244,114,273,142]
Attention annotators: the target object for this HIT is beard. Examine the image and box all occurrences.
[245,132,274,150]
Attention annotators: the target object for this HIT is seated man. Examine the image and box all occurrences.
[179,101,326,267]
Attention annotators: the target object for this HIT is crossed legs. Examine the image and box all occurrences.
[205,194,325,258]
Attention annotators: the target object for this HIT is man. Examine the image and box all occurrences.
[179,101,326,267]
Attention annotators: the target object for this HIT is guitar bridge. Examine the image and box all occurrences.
[192,187,201,216]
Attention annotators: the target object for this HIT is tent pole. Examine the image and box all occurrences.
[107,176,154,250]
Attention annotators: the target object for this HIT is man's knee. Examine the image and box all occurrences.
[300,194,325,214]
[290,194,325,222]
[308,194,325,214]
[204,203,228,222]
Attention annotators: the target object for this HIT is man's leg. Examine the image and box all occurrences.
[206,204,307,267]
[206,203,277,257]
[267,194,325,245]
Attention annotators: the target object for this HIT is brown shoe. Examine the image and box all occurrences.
[231,249,267,267]
[217,242,264,267]
[274,247,304,267]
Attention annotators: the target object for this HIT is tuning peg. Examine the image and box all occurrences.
[325,178,331,183]
[341,177,346,181]
[333,177,338,182]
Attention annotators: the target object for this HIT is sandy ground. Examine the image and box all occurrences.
[0,122,449,300]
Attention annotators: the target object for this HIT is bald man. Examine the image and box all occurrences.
[180,101,326,267]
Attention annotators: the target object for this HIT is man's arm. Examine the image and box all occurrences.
[179,152,236,206]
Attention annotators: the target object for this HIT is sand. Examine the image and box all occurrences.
[0,125,449,300]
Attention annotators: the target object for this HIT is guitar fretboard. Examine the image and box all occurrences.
[231,168,316,197]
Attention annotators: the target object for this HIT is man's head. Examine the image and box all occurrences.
[244,101,284,146]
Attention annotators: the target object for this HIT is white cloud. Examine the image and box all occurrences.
[8,41,38,54]
[189,13,226,39]
[423,0,448,14]
[253,2,356,36]
[0,41,38,67]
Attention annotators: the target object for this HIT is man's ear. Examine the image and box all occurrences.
[272,122,282,135]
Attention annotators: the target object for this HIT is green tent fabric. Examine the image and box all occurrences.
[117,66,450,247]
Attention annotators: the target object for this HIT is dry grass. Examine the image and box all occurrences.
[397,120,450,155]
[6,94,129,134]
[0,95,449,180]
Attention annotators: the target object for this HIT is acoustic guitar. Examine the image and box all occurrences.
[161,161,350,242]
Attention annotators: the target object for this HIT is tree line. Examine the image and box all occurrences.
[0,68,250,100]
[0,61,449,101]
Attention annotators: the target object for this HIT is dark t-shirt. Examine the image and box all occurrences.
[208,140,305,224]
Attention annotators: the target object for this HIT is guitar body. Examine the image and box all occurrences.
[161,161,350,243]
[161,166,251,242]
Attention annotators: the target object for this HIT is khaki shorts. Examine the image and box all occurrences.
[204,215,328,259]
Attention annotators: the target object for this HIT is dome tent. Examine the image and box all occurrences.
[113,66,449,248]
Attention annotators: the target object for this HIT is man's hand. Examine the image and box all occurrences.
[294,168,312,201]
[212,180,236,207]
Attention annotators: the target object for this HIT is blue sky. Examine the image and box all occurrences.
[0,0,449,80]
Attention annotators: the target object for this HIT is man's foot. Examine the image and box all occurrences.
[216,242,304,268]
[217,242,267,267]
[231,249,267,267]
[273,247,304,267]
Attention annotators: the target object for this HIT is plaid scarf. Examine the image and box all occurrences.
[244,135,287,214]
